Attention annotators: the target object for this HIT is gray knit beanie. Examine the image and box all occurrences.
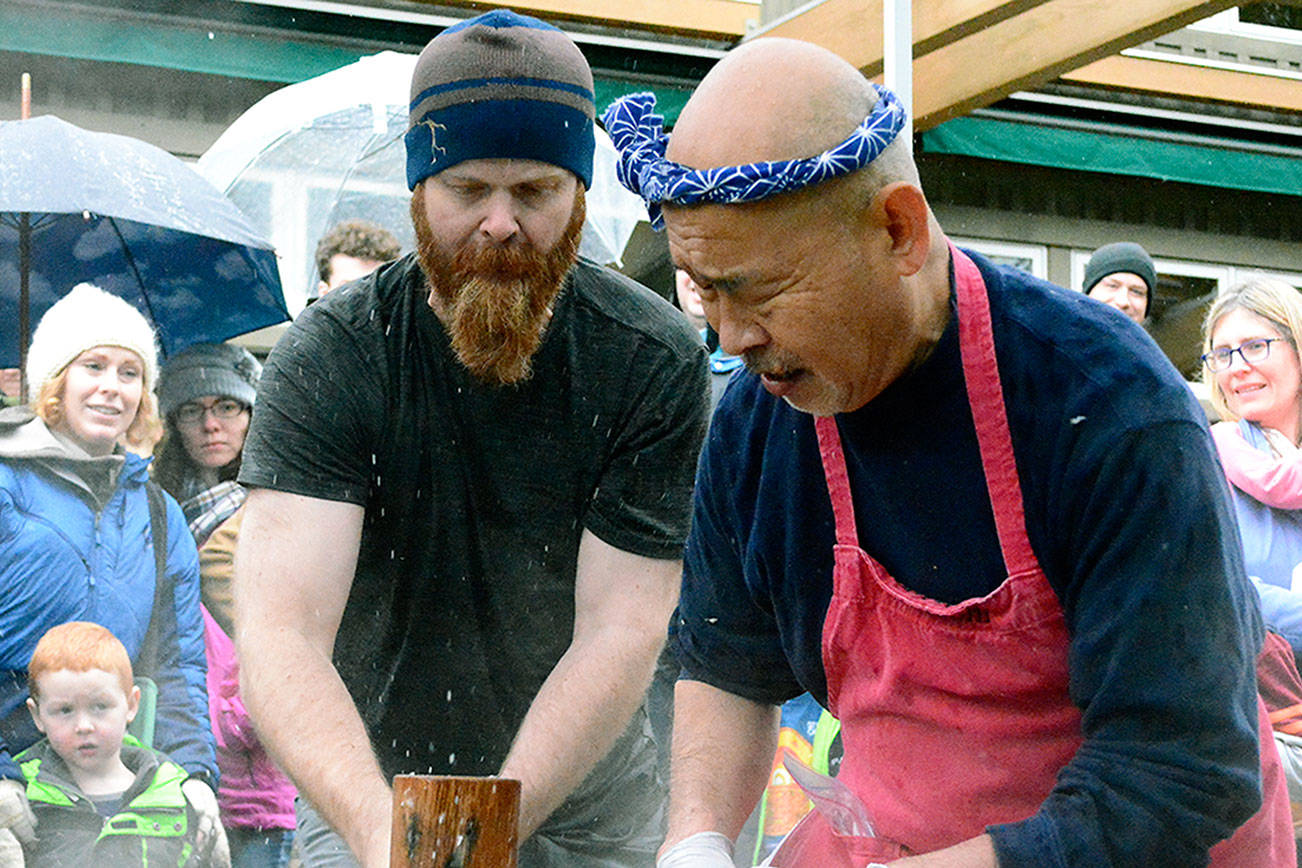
[158,343,261,420]
[1084,242,1156,294]
[404,9,595,190]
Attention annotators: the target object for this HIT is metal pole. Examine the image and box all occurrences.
[19,213,29,404]
[18,72,32,404]
[883,0,913,140]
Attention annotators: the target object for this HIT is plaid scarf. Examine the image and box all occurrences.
[181,480,247,547]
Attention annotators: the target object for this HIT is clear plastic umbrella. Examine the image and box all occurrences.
[198,51,648,315]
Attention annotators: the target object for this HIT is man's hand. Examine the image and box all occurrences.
[181,778,229,868]
[0,780,34,847]
[656,831,735,867]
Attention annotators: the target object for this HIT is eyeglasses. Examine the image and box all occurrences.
[1201,338,1282,372]
[175,398,247,424]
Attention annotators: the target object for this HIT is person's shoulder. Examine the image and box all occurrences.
[972,249,1201,427]
[566,258,703,355]
[287,253,420,342]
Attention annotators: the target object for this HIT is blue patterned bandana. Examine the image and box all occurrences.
[601,84,907,229]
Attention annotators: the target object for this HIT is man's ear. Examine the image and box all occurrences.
[26,697,44,734]
[877,182,931,277]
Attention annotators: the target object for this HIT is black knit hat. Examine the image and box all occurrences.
[1084,242,1156,294]
[404,10,595,190]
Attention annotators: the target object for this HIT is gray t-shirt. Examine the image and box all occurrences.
[240,252,708,781]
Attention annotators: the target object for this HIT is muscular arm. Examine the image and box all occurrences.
[233,488,390,867]
[498,529,679,838]
[662,680,777,851]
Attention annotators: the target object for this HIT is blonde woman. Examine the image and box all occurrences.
[0,284,220,864]
[1204,278,1302,651]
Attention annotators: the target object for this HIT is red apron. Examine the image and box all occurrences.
[769,248,1293,866]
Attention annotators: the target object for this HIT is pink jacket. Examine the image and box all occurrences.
[203,606,297,830]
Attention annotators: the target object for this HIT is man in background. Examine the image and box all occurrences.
[1083,240,1156,325]
[313,219,401,297]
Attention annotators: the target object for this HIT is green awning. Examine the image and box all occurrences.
[922,115,1302,198]
[0,4,692,122]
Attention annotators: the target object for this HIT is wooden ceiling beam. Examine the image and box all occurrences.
[756,0,1051,77]
[908,0,1239,129]
[1061,54,1302,114]
[755,0,1240,130]
[410,0,759,41]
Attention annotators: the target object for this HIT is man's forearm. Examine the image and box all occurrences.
[499,623,661,838]
[239,625,392,865]
[663,680,778,850]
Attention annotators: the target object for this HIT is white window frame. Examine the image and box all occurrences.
[1226,267,1302,292]
[952,237,1047,279]
[1069,250,1230,295]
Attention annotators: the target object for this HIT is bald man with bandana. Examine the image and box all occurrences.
[605,38,1292,868]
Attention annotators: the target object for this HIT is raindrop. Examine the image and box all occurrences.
[446,690,453,702]
[449,753,457,765]
[705,617,719,624]
[207,31,214,39]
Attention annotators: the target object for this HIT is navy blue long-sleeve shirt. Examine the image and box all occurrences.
[674,250,1264,866]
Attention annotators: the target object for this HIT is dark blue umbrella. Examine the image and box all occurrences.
[0,115,288,372]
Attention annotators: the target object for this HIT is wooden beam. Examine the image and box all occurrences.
[1061,54,1302,114]
[908,0,1240,129]
[756,0,1051,77]
[754,0,1239,130]
[410,0,758,40]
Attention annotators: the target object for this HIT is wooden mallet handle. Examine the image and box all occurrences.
[390,775,521,867]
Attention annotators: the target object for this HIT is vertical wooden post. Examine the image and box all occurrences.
[390,775,520,868]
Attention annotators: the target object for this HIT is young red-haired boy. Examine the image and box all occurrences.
[16,622,208,866]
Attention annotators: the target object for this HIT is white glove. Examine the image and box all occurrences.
[0,780,34,846]
[0,828,24,868]
[180,778,230,868]
[657,831,735,868]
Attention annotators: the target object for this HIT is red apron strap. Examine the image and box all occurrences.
[951,245,1038,577]
[815,416,859,547]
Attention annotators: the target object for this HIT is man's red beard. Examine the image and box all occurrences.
[411,187,585,385]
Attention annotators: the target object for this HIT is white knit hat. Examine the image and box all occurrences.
[24,283,160,396]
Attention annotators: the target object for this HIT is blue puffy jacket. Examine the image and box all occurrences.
[0,407,216,783]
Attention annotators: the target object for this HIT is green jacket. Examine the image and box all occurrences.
[17,737,202,867]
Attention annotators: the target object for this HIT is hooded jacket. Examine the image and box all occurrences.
[0,407,215,783]
[17,737,203,867]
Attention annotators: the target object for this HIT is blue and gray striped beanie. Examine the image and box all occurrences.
[405,10,596,190]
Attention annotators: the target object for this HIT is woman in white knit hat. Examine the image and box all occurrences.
[0,284,225,865]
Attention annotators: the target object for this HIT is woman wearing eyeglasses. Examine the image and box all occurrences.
[1203,278,1302,861]
[156,344,297,868]
[1203,278,1302,654]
